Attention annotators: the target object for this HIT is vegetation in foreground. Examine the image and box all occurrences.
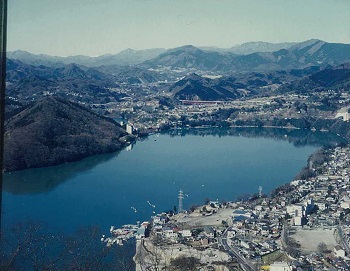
[0,221,135,271]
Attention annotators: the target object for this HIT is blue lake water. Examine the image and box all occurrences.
[1,128,344,233]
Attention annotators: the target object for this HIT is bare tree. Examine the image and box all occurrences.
[0,220,136,271]
[0,220,73,271]
[170,256,200,271]
[317,242,329,254]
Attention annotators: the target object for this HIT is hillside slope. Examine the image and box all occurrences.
[4,97,130,171]
[279,64,350,94]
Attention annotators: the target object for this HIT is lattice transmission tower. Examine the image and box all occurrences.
[178,190,184,213]
[259,186,263,198]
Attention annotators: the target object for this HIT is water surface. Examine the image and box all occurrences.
[2,128,343,233]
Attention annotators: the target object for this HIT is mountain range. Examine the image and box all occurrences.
[168,63,350,101]
[8,40,350,73]
[6,39,350,104]
[200,41,296,54]
[168,68,320,101]
[7,42,295,67]
[144,40,350,72]
[6,59,121,106]
[7,48,166,68]
[228,41,296,55]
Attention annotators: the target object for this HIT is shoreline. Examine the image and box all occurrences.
[132,144,350,270]
[5,123,343,173]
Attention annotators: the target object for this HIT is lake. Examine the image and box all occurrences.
[1,127,344,233]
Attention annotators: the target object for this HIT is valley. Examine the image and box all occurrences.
[6,39,350,139]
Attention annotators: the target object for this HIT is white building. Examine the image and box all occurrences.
[286,205,304,217]
[294,216,303,226]
[287,199,314,226]
[179,230,192,238]
[340,197,350,209]
[126,124,133,134]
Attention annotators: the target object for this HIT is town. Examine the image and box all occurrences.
[95,78,350,139]
[104,145,350,271]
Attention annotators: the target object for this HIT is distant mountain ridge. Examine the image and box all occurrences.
[229,41,296,55]
[143,45,234,71]
[10,39,350,71]
[6,59,113,81]
[7,41,296,67]
[6,59,119,105]
[7,48,166,67]
[144,40,350,72]
[7,39,350,104]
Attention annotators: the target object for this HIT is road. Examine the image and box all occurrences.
[281,223,288,250]
[337,225,350,255]
[219,227,255,271]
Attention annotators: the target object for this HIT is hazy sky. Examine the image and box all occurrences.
[7,0,350,56]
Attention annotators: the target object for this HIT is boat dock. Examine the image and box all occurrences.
[102,222,150,246]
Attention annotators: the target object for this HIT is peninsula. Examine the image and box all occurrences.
[3,96,133,171]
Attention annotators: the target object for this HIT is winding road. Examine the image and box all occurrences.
[219,227,255,271]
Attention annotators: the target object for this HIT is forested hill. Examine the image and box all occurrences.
[4,96,131,171]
